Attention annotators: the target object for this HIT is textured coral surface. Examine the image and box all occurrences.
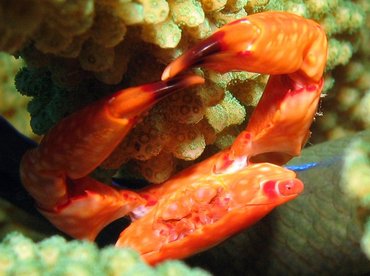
[0,53,38,140]
[312,0,370,142]
[0,232,210,275]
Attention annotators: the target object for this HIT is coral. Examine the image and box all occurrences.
[138,152,176,183]
[0,53,38,140]
[205,91,246,133]
[312,58,370,142]
[342,133,370,260]
[0,232,210,275]
[337,131,370,264]
[0,0,366,182]
[0,199,52,242]
[312,0,370,142]
[141,18,182,48]
[344,132,370,199]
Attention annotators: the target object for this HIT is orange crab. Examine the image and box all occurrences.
[20,12,327,265]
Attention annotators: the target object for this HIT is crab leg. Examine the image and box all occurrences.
[116,12,327,264]
[231,75,324,164]
[20,75,204,240]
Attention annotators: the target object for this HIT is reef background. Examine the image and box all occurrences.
[0,0,369,274]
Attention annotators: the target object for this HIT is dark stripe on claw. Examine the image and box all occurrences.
[107,75,204,118]
[161,32,224,80]
[190,33,224,66]
[148,75,205,105]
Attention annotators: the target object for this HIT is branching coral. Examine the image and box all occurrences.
[0,232,209,275]
[0,199,52,242]
[0,53,37,140]
[312,0,370,142]
[313,58,370,142]
[2,0,367,182]
[342,134,370,259]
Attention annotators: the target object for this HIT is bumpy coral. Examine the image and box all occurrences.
[0,53,38,140]
[0,232,210,275]
[312,0,370,142]
[341,132,370,261]
[0,199,52,242]
[2,0,366,182]
[313,58,370,142]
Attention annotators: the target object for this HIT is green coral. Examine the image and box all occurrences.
[0,53,37,139]
[142,18,182,48]
[0,199,56,242]
[15,65,105,135]
[308,0,370,142]
[312,58,370,143]
[205,91,246,133]
[0,232,210,275]
[344,135,370,260]
[169,0,205,27]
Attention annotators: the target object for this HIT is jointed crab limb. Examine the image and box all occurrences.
[20,75,204,240]
[162,11,327,164]
[232,75,324,165]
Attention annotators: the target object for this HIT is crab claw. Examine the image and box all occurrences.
[162,12,327,166]
[162,12,327,83]
[161,31,225,80]
[108,74,205,118]
[161,18,262,80]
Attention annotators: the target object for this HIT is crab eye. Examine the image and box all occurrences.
[262,179,304,199]
[277,179,304,196]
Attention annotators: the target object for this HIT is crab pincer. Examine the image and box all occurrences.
[162,11,327,163]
